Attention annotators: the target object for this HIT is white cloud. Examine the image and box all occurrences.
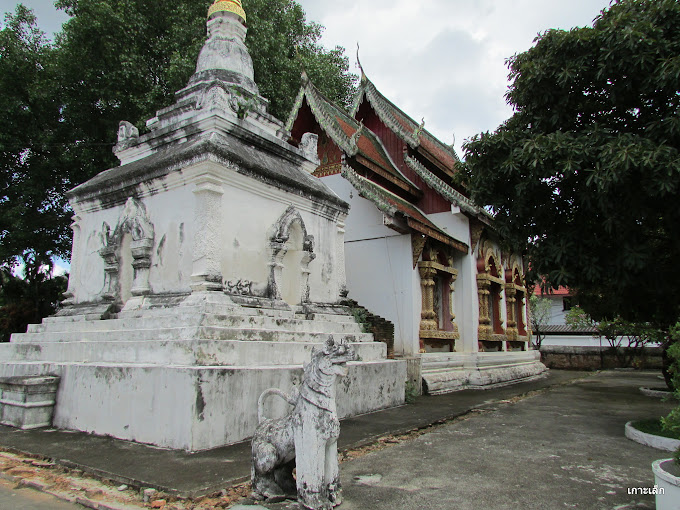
[298,0,611,155]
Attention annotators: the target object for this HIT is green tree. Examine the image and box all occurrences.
[463,0,680,327]
[660,323,680,465]
[245,0,357,119]
[0,5,71,266]
[0,261,67,342]
[528,294,552,349]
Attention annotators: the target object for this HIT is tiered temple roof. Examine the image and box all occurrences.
[286,70,493,253]
[351,72,490,223]
[287,73,421,199]
[341,166,468,253]
[351,73,461,176]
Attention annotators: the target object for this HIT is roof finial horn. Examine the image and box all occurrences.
[356,42,366,81]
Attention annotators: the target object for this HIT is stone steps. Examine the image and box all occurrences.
[0,339,386,366]
[46,302,295,323]
[419,351,546,395]
[12,326,374,344]
[28,313,364,335]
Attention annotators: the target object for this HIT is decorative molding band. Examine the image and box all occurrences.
[418,260,458,276]
[404,154,479,215]
[419,329,459,340]
[476,273,505,286]
[406,219,468,254]
[341,166,397,217]
[313,164,342,177]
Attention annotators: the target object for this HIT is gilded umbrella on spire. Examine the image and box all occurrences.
[208,0,247,22]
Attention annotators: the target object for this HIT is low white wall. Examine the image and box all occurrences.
[541,334,604,347]
[0,360,405,451]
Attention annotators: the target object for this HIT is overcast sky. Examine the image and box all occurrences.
[2,0,612,155]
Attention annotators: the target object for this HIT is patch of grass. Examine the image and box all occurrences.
[349,307,371,333]
[632,418,680,440]
[405,381,419,404]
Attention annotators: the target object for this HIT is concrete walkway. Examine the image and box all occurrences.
[335,370,676,510]
[0,369,676,509]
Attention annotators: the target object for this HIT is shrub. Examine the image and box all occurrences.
[661,323,680,465]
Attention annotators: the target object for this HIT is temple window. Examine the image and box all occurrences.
[476,244,506,352]
[418,244,459,352]
[505,264,528,351]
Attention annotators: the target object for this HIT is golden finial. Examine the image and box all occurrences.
[208,0,246,23]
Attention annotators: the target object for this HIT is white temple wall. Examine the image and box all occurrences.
[70,206,117,302]
[70,181,198,303]
[460,252,481,352]
[212,163,344,304]
[344,235,419,356]
[322,174,421,356]
[67,160,346,306]
[427,210,470,246]
[146,186,196,295]
[427,211,477,352]
[323,175,396,243]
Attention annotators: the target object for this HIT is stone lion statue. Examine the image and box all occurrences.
[251,337,357,509]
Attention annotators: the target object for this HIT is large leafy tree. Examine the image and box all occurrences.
[245,0,356,119]
[0,6,71,264]
[0,262,67,342]
[463,0,680,327]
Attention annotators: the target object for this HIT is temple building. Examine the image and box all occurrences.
[286,70,546,394]
[0,0,405,450]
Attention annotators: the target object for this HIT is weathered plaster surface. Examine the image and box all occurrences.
[0,358,405,450]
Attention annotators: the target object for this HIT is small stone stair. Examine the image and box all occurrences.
[340,298,395,358]
[1,294,385,367]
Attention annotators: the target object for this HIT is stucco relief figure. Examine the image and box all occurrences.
[115,121,139,151]
[300,132,320,164]
[224,279,268,297]
[251,338,357,509]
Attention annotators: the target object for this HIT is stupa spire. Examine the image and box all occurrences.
[190,0,257,94]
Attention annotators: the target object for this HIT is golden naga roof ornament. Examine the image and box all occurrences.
[208,0,247,23]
